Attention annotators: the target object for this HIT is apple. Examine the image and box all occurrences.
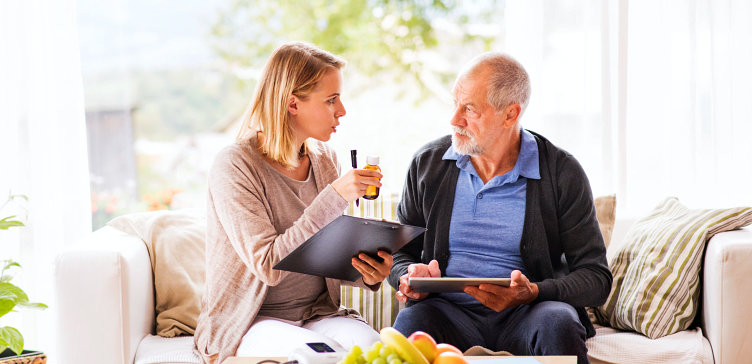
[433,351,468,364]
[435,343,463,356]
[407,331,438,363]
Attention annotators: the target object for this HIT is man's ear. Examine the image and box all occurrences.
[288,95,299,115]
[502,104,521,127]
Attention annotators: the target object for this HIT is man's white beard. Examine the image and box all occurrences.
[451,126,483,155]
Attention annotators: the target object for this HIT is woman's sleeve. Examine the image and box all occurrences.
[208,149,348,286]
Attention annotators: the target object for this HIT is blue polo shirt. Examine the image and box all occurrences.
[439,129,540,306]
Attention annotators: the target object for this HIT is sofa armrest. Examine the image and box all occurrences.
[702,227,752,364]
[55,226,154,364]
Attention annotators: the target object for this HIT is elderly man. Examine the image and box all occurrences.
[388,53,612,364]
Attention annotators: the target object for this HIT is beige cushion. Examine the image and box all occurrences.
[108,209,206,337]
[594,195,616,248]
[586,195,616,324]
[586,325,713,364]
[595,197,752,338]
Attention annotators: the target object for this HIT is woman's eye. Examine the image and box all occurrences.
[328,97,337,104]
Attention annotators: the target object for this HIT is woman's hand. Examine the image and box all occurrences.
[331,169,382,202]
[352,250,393,286]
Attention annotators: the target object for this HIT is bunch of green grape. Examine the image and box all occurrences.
[339,342,407,364]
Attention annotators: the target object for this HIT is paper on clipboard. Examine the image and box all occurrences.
[273,215,426,281]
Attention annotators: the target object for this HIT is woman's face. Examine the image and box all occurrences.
[290,67,346,143]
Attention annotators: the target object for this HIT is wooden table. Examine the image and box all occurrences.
[223,356,576,364]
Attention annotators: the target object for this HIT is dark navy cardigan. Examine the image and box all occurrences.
[387,131,612,337]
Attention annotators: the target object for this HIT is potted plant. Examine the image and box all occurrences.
[0,193,47,363]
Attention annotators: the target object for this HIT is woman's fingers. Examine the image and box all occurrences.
[352,251,393,283]
[331,169,382,202]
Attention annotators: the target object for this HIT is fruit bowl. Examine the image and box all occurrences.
[339,328,466,364]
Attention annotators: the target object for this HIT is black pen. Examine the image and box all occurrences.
[350,149,359,207]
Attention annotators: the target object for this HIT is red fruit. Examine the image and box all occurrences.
[408,331,438,363]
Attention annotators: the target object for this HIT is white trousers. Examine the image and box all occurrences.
[235,316,381,356]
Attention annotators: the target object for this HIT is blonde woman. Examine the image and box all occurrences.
[194,42,390,363]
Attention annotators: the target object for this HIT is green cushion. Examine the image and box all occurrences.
[595,197,752,338]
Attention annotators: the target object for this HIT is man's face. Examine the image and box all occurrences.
[450,68,501,156]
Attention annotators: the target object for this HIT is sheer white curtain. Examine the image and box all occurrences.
[625,0,752,210]
[504,0,752,214]
[0,0,91,358]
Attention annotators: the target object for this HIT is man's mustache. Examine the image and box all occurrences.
[452,126,473,138]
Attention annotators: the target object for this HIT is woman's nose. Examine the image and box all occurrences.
[336,99,346,118]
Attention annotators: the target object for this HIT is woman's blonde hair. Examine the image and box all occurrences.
[237,42,346,168]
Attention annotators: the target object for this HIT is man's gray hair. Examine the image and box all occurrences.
[468,52,531,115]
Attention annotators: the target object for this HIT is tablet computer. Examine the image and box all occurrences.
[408,277,511,292]
[273,215,426,281]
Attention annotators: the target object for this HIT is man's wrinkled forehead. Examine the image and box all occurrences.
[453,62,489,91]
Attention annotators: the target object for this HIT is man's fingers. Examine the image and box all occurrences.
[428,260,441,277]
[478,283,506,294]
[510,270,528,286]
[464,286,487,303]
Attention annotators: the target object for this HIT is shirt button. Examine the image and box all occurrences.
[477,193,483,199]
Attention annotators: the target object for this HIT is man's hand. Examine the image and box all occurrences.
[463,270,539,312]
[396,260,441,303]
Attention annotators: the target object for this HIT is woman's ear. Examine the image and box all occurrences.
[288,95,299,115]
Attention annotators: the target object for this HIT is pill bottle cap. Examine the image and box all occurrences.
[366,155,380,165]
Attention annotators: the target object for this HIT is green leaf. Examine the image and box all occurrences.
[9,194,29,202]
[2,261,21,271]
[16,301,47,310]
[0,216,24,230]
[0,282,27,318]
[0,293,18,318]
[0,282,28,303]
[0,326,24,355]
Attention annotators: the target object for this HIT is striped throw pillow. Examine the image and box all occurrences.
[594,197,752,338]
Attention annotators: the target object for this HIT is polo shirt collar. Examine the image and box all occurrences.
[442,128,541,181]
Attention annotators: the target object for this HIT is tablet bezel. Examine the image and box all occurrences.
[408,277,511,292]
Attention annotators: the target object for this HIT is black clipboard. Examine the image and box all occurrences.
[273,215,426,281]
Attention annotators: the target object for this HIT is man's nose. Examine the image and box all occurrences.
[450,106,464,127]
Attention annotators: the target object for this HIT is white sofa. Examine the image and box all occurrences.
[54,219,752,364]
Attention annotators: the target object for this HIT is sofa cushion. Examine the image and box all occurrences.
[595,197,752,338]
[134,335,200,364]
[109,209,206,337]
[594,195,616,248]
[586,326,713,364]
